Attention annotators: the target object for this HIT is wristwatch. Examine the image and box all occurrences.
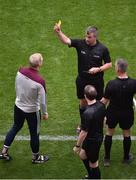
[99,67,102,72]
[76,145,80,148]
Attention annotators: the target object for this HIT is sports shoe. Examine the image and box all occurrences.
[32,155,49,164]
[122,153,133,164]
[103,158,110,167]
[0,153,11,161]
[83,174,90,179]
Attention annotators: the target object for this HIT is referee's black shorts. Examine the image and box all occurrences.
[76,75,104,100]
[106,107,134,130]
[82,139,103,163]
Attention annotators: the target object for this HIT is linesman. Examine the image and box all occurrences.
[101,59,136,166]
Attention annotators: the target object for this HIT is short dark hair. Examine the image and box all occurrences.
[84,85,97,101]
[115,58,128,73]
[86,26,98,38]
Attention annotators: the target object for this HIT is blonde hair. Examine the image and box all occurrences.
[29,53,43,67]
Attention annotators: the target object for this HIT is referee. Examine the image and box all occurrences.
[73,85,105,179]
[0,53,49,163]
[101,59,136,166]
[54,23,112,129]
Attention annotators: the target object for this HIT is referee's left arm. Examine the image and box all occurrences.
[89,62,112,74]
[96,46,112,73]
[99,62,112,72]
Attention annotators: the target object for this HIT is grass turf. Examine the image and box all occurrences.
[0,0,136,178]
[0,141,136,179]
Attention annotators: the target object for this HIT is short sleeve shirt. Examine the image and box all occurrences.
[81,101,105,140]
[104,77,136,110]
[70,39,111,77]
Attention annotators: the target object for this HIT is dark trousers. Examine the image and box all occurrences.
[76,75,104,100]
[4,105,41,153]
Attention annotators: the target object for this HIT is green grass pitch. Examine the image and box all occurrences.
[0,0,136,178]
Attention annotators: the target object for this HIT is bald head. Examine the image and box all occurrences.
[29,53,43,68]
[84,85,97,101]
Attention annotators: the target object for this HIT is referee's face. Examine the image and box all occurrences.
[85,32,96,46]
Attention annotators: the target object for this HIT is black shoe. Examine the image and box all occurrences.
[32,155,49,164]
[0,153,11,161]
[103,158,110,167]
[123,153,133,164]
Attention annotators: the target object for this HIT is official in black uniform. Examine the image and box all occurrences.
[54,24,112,126]
[73,85,105,179]
[101,59,136,166]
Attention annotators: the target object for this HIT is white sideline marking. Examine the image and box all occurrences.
[0,135,136,141]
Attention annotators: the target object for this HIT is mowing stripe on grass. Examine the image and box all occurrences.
[0,135,136,141]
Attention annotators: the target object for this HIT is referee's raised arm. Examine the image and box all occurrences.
[54,21,71,45]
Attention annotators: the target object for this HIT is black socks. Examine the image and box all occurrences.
[104,135,112,159]
[123,136,131,159]
[82,159,101,179]
[89,166,101,179]
[82,159,90,176]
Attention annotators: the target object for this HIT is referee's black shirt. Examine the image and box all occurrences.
[81,101,105,140]
[70,39,111,80]
[104,77,136,110]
